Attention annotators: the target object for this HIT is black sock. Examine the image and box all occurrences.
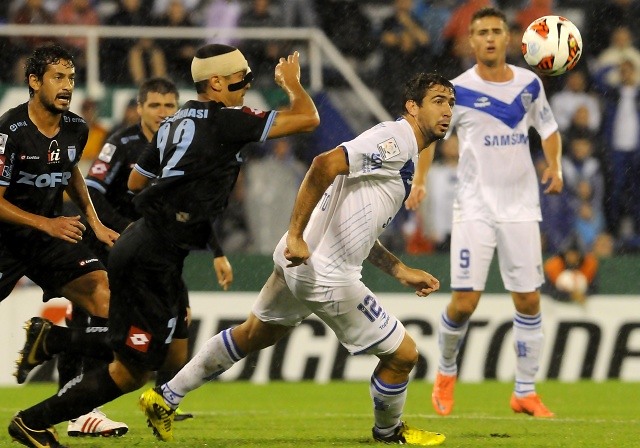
[155,368,178,386]
[57,310,87,389]
[66,316,114,361]
[21,365,123,430]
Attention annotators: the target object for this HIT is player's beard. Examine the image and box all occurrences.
[41,94,70,115]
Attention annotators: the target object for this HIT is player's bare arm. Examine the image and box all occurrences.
[0,185,86,242]
[267,51,320,139]
[405,142,436,210]
[127,169,152,193]
[65,165,119,246]
[540,130,563,194]
[285,147,349,266]
[213,256,233,291]
[367,239,440,297]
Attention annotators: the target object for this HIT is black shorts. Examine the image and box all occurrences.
[107,219,190,370]
[0,232,105,302]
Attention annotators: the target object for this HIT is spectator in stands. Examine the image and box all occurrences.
[244,137,307,254]
[79,98,109,169]
[536,155,574,254]
[378,0,431,116]
[441,0,493,75]
[238,0,283,87]
[204,0,242,46]
[109,97,140,136]
[543,234,599,304]
[151,0,201,17]
[505,22,530,70]
[317,0,375,65]
[584,0,640,58]
[9,0,56,83]
[55,0,100,82]
[593,26,640,87]
[514,0,553,33]
[562,129,606,250]
[597,59,640,242]
[550,70,601,134]
[412,0,453,59]
[280,0,318,28]
[102,0,167,85]
[416,136,458,252]
[154,0,201,85]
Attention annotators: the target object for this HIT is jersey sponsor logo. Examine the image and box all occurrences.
[483,133,529,146]
[474,96,491,108]
[126,325,152,352]
[16,170,72,187]
[67,145,76,161]
[62,116,86,123]
[48,140,61,164]
[0,133,7,154]
[361,153,383,173]
[98,143,117,163]
[9,121,27,132]
[176,211,191,222]
[78,258,99,266]
[241,106,266,118]
[20,154,40,160]
[89,160,109,180]
[120,135,140,145]
[377,137,400,160]
[521,91,533,111]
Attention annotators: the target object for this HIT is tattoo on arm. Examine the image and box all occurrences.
[366,240,401,277]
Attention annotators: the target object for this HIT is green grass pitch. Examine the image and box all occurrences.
[0,381,638,447]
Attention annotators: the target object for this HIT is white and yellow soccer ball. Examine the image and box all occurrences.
[521,15,583,76]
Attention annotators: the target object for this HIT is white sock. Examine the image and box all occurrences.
[513,312,543,397]
[438,311,468,376]
[370,375,407,434]
[161,328,245,408]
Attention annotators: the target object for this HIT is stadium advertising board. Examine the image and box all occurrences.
[1,288,639,385]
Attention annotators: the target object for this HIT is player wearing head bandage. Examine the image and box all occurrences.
[12,43,320,446]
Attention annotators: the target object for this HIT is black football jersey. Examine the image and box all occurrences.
[0,102,88,237]
[133,100,276,249]
[85,123,148,232]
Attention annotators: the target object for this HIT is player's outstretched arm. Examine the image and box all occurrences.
[366,239,440,297]
[268,51,320,139]
[405,142,436,210]
[285,147,349,266]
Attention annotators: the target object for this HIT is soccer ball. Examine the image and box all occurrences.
[521,15,582,76]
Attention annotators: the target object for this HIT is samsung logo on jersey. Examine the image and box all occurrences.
[483,133,529,146]
[167,108,209,122]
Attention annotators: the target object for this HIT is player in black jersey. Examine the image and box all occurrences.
[9,44,319,447]
[0,44,124,446]
[61,77,201,424]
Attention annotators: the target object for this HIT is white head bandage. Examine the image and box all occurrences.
[191,49,251,82]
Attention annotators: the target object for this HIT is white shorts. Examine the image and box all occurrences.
[450,220,543,293]
[252,265,406,355]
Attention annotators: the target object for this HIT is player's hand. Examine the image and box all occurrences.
[396,265,440,297]
[42,215,86,243]
[541,167,563,194]
[405,184,427,210]
[213,255,233,291]
[284,234,310,267]
[94,223,119,247]
[274,51,301,89]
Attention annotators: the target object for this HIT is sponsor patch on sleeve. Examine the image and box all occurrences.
[98,143,117,163]
[240,106,267,118]
[0,133,8,154]
[377,137,401,160]
[89,161,109,181]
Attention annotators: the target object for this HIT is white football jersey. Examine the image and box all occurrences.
[273,118,417,285]
[450,65,558,222]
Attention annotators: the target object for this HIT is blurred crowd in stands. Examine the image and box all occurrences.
[1,0,640,261]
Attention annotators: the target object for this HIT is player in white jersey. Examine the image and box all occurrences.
[140,73,455,446]
[407,8,562,418]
